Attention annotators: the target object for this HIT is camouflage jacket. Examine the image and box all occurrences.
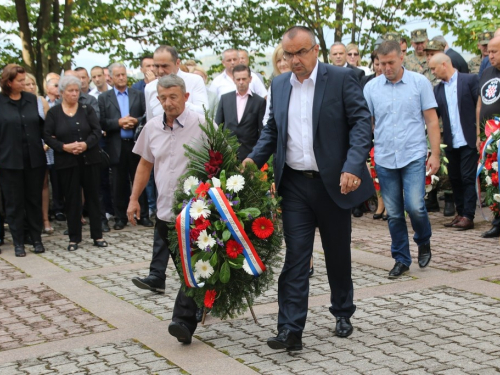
[404,53,427,74]
[468,55,482,75]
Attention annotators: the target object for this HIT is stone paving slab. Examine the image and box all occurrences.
[0,339,189,374]
[83,252,412,322]
[0,284,114,351]
[0,258,29,282]
[351,211,499,272]
[194,286,500,375]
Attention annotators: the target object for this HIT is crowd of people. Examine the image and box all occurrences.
[0,24,498,347]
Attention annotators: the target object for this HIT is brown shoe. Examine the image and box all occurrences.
[452,217,474,231]
[444,215,462,227]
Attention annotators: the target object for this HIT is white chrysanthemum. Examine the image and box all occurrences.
[226,175,245,192]
[486,176,493,186]
[196,229,216,250]
[212,177,221,188]
[494,194,500,203]
[493,162,498,172]
[183,176,200,195]
[189,200,210,220]
[242,259,254,275]
[195,260,214,279]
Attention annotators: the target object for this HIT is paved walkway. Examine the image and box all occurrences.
[1,205,500,375]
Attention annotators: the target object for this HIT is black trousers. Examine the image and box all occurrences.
[446,146,478,220]
[112,140,148,222]
[0,166,45,246]
[48,166,65,213]
[100,166,114,220]
[277,166,355,338]
[156,218,198,335]
[149,226,171,280]
[59,161,102,243]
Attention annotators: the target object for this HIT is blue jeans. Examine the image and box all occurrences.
[375,156,432,267]
[145,170,157,212]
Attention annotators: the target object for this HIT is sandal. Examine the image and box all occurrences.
[93,239,108,247]
[67,243,78,251]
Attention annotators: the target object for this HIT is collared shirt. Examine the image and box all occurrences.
[89,84,112,99]
[286,60,319,171]
[115,87,134,139]
[133,108,207,221]
[144,69,209,122]
[443,70,467,148]
[236,90,252,123]
[363,67,437,169]
[209,70,268,100]
[45,96,57,108]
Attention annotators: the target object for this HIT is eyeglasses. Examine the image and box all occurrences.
[283,45,316,60]
[347,53,359,56]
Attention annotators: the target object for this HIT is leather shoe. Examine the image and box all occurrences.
[373,212,383,219]
[452,217,474,231]
[444,215,462,227]
[168,322,192,344]
[389,261,409,278]
[309,266,314,278]
[32,242,45,254]
[335,317,353,338]
[267,329,302,351]
[418,243,432,268]
[14,245,26,257]
[352,207,363,218]
[137,217,154,227]
[196,307,204,323]
[113,221,126,230]
[481,225,500,238]
[55,212,66,221]
[132,275,165,293]
[102,220,110,232]
[93,239,108,247]
[0,238,4,246]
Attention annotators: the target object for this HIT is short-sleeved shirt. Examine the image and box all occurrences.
[479,66,500,127]
[133,107,207,222]
[363,67,437,169]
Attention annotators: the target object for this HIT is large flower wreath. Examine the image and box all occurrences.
[167,121,283,320]
[478,118,500,216]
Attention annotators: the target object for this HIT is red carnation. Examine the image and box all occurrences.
[485,158,493,170]
[195,217,211,230]
[252,217,274,239]
[209,150,223,166]
[204,290,216,308]
[492,152,498,161]
[492,172,499,186]
[195,182,211,197]
[190,228,201,243]
[425,175,432,185]
[225,239,243,259]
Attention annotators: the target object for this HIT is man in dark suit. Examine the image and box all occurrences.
[98,63,153,230]
[243,26,374,350]
[430,53,478,230]
[329,42,365,81]
[215,64,266,160]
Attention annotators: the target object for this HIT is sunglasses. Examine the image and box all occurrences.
[347,53,359,56]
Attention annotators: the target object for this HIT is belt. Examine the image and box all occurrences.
[285,164,320,179]
[121,138,134,141]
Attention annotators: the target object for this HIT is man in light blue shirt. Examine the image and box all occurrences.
[364,40,441,278]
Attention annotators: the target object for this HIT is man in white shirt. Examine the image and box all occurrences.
[209,49,268,99]
[89,66,112,99]
[144,45,209,122]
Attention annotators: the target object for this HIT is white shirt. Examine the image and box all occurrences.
[209,70,267,100]
[89,84,112,99]
[286,61,319,171]
[145,69,209,122]
[443,70,467,148]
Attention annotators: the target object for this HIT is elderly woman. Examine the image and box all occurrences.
[0,64,47,257]
[44,75,107,251]
[346,43,372,75]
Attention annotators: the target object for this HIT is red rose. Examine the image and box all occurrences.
[492,172,499,186]
[204,290,216,308]
[225,239,243,259]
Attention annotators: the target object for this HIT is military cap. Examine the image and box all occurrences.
[411,29,428,42]
[424,39,445,51]
[480,31,494,45]
[383,32,401,42]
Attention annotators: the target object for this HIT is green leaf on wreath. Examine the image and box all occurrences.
[222,229,231,242]
[214,220,223,230]
[202,251,212,261]
[228,260,243,269]
[228,254,245,268]
[239,208,261,218]
[190,251,202,268]
[208,269,219,285]
[220,170,227,190]
[210,251,218,267]
[220,261,231,283]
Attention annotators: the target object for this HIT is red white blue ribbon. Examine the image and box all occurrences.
[176,199,200,288]
[476,132,500,221]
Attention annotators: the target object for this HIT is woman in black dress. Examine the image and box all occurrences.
[44,75,107,251]
[0,64,46,257]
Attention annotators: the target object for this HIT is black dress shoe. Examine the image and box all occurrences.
[55,212,66,221]
[63,229,69,236]
[132,275,166,293]
[32,242,45,254]
[418,243,432,268]
[335,317,353,338]
[373,212,383,219]
[14,245,26,257]
[267,329,302,351]
[93,239,108,247]
[102,220,110,233]
[309,266,314,278]
[137,217,154,227]
[388,261,409,278]
[196,307,204,323]
[113,221,126,230]
[168,322,192,344]
[352,207,363,217]
[481,225,500,238]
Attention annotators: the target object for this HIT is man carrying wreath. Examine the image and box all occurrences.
[243,26,374,350]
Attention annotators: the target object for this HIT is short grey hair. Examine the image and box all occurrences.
[58,75,81,94]
[108,62,126,77]
[157,74,186,94]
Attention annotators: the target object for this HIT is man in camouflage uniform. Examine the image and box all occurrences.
[423,39,446,86]
[405,29,428,74]
[468,32,492,74]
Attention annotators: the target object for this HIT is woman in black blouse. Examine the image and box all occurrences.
[0,64,47,257]
[44,75,107,251]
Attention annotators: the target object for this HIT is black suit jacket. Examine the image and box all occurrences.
[98,88,146,165]
[248,62,374,209]
[446,48,469,74]
[215,91,266,160]
[434,72,478,149]
[346,63,365,81]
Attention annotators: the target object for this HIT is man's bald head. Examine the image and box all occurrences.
[429,52,451,66]
[428,52,454,81]
[488,36,500,69]
[64,70,79,77]
[494,28,500,37]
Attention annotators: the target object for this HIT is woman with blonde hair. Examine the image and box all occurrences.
[346,43,372,75]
